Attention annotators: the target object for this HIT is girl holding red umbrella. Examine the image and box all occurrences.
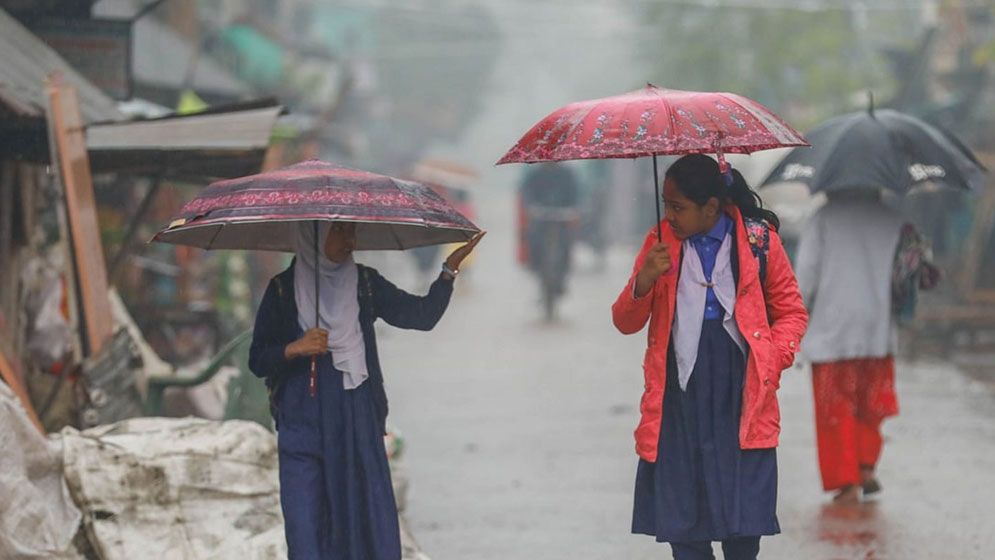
[500,85,810,559]
[613,155,807,560]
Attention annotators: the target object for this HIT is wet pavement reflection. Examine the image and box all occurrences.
[815,502,886,557]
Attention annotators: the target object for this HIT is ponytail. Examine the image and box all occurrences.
[665,154,780,231]
[726,168,780,231]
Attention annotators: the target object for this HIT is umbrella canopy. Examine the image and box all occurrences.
[497,84,809,165]
[497,84,808,240]
[760,108,986,194]
[153,160,480,251]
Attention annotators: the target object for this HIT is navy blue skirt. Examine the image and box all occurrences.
[275,357,400,560]
[632,320,779,543]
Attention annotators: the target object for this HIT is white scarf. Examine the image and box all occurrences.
[673,233,746,391]
[293,222,369,390]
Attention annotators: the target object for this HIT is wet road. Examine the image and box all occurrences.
[373,196,995,560]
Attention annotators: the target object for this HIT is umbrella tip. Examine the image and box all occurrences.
[867,90,875,117]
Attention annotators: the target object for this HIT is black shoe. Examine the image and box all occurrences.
[862,477,882,496]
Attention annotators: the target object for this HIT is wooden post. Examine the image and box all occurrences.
[46,74,114,357]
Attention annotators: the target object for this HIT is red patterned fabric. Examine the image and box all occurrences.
[498,85,808,164]
[812,357,899,491]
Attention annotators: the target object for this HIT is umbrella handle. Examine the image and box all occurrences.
[653,155,662,242]
[310,220,319,399]
[309,356,317,398]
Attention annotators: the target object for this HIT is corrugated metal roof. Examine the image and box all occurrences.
[0,8,122,123]
[86,100,281,179]
[87,103,280,152]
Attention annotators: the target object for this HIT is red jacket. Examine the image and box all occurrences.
[612,207,808,462]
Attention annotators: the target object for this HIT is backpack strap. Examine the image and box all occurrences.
[356,265,390,435]
[358,265,376,321]
[743,217,770,286]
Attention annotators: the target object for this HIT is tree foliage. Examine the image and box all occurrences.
[637,4,906,129]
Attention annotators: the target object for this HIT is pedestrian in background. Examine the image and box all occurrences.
[613,154,808,560]
[517,162,581,319]
[517,162,580,283]
[795,189,937,504]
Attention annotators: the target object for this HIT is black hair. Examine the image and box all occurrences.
[665,153,780,231]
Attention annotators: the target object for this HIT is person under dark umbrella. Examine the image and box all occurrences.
[248,221,483,559]
[795,189,937,503]
[765,103,973,504]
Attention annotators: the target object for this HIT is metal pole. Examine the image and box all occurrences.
[109,177,163,284]
[313,220,319,328]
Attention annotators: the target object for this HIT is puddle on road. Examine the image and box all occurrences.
[815,502,887,558]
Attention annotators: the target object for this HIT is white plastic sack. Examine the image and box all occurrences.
[0,382,83,559]
[59,416,431,560]
[60,417,285,560]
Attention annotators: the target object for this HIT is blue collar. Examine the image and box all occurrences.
[692,212,732,244]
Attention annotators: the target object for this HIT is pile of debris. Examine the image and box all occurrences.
[1,382,430,560]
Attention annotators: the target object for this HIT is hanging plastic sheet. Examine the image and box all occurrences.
[0,382,83,559]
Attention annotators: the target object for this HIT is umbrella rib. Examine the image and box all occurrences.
[558,102,600,155]
[655,88,679,156]
[394,178,431,244]
[810,114,867,189]
[389,222,403,250]
[206,223,224,250]
[719,93,768,147]
[711,92,742,148]
[867,113,911,191]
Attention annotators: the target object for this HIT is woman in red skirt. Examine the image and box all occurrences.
[795,189,917,503]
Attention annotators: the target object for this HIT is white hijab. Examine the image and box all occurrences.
[293,221,368,390]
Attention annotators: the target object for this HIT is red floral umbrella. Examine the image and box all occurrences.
[497,84,808,239]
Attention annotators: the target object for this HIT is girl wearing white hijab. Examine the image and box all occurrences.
[250,221,483,560]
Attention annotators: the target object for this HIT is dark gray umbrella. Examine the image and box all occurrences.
[760,107,985,194]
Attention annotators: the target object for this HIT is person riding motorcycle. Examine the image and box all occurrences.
[517,163,580,317]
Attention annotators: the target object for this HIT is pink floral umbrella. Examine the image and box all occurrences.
[154,160,480,396]
[154,160,479,251]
